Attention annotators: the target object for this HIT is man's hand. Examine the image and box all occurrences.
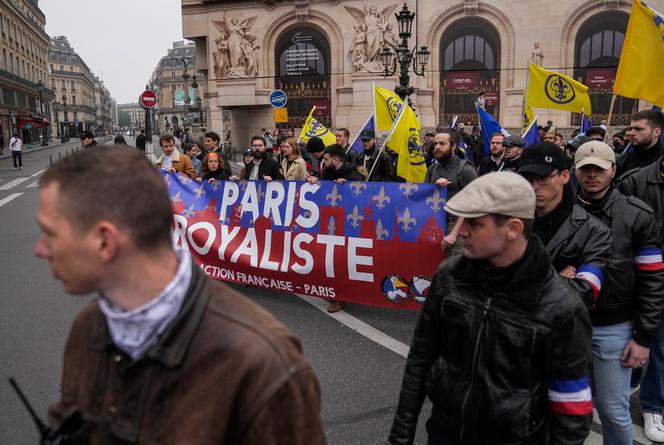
[262,175,273,182]
[167,167,176,174]
[435,178,451,188]
[195,177,202,183]
[336,178,347,184]
[559,265,577,279]
[307,176,319,184]
[620,340,649,368]
[229,175,239,182]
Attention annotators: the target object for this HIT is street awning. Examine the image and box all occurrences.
[17,117,46,129]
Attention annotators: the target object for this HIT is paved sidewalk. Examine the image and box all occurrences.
[0,135,117,161]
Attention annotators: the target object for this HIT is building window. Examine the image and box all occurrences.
[61,79,66,90]
[72,96,76,105]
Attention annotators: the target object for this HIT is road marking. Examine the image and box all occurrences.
[296,294,650,444]
[0,193,23,208]
[26,180,39,188]
[296,294,410,358]
[30,169,46,178]
[0,177,29,190]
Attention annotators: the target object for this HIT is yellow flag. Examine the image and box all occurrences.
[522,104,535,134]
[527,64,592,114]
[385,106,427,183]
[613,0,664,107]
[374,85,404,131]
[298,106,336,147]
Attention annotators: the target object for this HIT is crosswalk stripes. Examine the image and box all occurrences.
[0,192,23,208]
[26,180,39,188]
[0,177,30,190]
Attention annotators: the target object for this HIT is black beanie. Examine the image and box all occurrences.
[306,137,326,153]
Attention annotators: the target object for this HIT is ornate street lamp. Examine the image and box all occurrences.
[61,94,69,142]
[36,80,48,146]
[380,3,431,101]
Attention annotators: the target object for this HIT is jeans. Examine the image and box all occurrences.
[641,309,664,414]
[11,150,22,168]
[592,321,633,445]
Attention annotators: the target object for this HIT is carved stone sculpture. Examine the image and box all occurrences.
[530,42,544,66]
[212,13,259,79]
[344,4,398,73]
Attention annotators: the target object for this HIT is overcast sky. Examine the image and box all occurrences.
[41,0,185,104]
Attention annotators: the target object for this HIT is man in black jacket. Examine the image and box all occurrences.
[618,155,664,442]
[135,129,147,152]
[574,141,664,443]
[354,129,394,181]
[617,109,663,178]
[517,142,612,308]
[232,136,283,181]
[389,172,592,445]
[478,132,505,175]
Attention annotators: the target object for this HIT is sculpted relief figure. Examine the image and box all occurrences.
[530,42,544,66]
[212,13,259,78]
[344,4,398,72]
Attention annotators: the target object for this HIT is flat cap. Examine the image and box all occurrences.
[445,172,536,219]
[575,141,615,170]
[503,135,525,148]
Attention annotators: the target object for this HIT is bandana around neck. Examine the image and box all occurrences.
[98,249,192,360]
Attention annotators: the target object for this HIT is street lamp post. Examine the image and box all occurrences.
[61,94,69,143]
[182,58,191,129]
[379,4,431,103]
[36,80,48,146]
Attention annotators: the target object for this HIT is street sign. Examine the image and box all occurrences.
[274,108,288,123]
[139,90,157,109]
[269,89,288,108]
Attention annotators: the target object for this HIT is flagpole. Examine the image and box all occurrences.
[346,114,373,155]
[605,95,617,143]
[521,65,530,131]
[366,96,409,182]
[522,113,540,137]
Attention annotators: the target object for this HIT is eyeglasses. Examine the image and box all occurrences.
[524,170,561,185]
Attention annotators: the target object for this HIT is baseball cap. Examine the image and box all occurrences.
[360,129,376,140]
[565,135,591,151]
[517,142,570,177]
[458,123,465,130]
[243,148,253,156]
[306,136,326,153]
[445,172,536,219]
[574,141,615,170]
[503,135,525,148]
[425,129,436,136]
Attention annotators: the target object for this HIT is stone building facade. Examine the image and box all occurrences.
[48,36,113,138]
[182,0,663,149]
[0,0,53,147]
[148,40,207,135]
[116,102,146,131]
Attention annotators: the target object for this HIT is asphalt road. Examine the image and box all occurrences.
[0,138,655,444]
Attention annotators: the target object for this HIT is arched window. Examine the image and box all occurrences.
[275,26,331,128]
[440,18,501,125]
[573,11,634,125]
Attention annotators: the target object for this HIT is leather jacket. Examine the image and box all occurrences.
[541,205,613,308]
[389,238,592,445]
[618,155,664,242]
[577,188,664,346]
[48,263,326,445]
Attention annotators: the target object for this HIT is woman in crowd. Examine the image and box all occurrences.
[199,152,228,183]
[239,148,253,179]
[280,137,309,180]
[183,143,202,177]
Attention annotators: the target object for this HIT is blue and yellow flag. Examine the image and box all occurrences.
[522,104,535,134]
[299,106,336,147]
[613,0,664,107]
[374,85,404,131]
[385,106,427,183]
[526,64,592,114]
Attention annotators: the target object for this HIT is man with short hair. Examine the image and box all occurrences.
[425,129,477,257]
[204,131,232,177]
[389,172,593,445]
[517,142,612,308]
[9,132,23,170]
[320,144,364,182]
[618,109,664,177]
[36,147,325,444]
[80,130,97,149]
[574,141,664,443]
[354,129,394,181]
[135,129,147,152]
[618,154,664,442]
[478,132,505,175]
[234,135,283,181]
[155,134,196,179]
[502,135,525,172]
[586,126,606,142]
[335,127,358,164]
[543,128,556,144]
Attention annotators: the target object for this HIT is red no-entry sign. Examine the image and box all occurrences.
[139,90,157,109]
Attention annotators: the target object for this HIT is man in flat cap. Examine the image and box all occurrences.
[502,135,525,172]
[389,172,592,445]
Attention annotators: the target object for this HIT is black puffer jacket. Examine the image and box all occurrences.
[389,237,592,445]
[618,155,664,241]
[577,188,664,346]
[321,162,365,181]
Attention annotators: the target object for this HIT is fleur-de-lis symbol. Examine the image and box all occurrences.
[327,217,336,235]
[398,208,417,232]
[372,186,391,210]
[171,191,182,203]
[426,189,446,212]
[347,205,364,228]
[179,175,193,185]
[399,183,419,198]
[375,219,389,240]
[194,184,206,199]
[326,184,342,206]
[210,180,222,191]
[182,205,195,219]
[239,180,249,192]
[350,181,367,197]
[163,174,172,186]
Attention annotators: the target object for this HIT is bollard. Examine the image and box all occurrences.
[58,152,62,159]
[49,155,53,165]
[65,149,69,156]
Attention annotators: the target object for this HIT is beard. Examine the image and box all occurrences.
[252,150,264,159]
[434,148,453,163]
